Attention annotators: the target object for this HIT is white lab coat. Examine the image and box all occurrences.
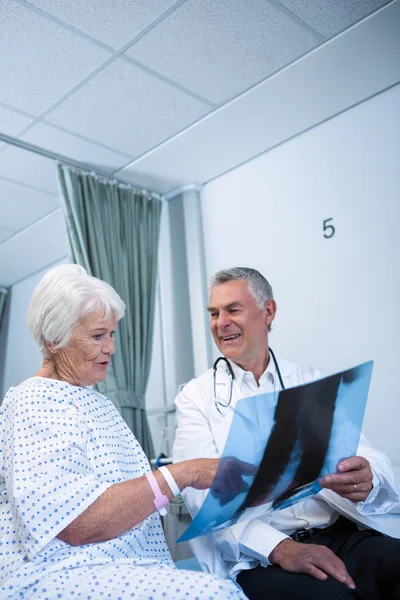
[173,357,400,580]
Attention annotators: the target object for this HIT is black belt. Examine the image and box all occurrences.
[290,527,319,543]
[289,516,352,543]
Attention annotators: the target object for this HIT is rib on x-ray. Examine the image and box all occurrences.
[178,361,373,542]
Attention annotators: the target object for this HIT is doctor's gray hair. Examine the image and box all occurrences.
[209,267,274,310]
[27,264,125,358]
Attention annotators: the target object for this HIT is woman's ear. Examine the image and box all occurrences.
[45,340,57,354]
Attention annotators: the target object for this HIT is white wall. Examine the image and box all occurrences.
[201,84,400,477]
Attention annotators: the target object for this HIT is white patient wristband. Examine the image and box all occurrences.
[159,466,181,497]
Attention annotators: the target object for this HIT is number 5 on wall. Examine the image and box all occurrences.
[323,218,335,239]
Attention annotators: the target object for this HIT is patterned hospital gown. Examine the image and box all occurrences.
[0,377,246,600]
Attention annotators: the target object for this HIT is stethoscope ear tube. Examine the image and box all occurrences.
[269,347,285,390]
[212,356,235,379]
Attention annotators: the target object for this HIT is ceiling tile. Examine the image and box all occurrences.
[0,146,58,194]
[0,210,68,287]
[119,6,400,195]
[279,0,390,38]
[0,0,110,115]
[45,59,211,157]
[0,227,14,244]
[0,105,34,136]
[126,0,320,105]
[0,177,59,231]
[26,0,178,50]
[22,122,132,172]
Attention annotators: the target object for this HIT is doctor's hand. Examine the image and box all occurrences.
[269,539,356,589]
[320,456,373,503]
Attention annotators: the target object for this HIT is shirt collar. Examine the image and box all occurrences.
[228,354,276,388]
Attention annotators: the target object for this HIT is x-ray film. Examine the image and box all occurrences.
[179,361,373,542]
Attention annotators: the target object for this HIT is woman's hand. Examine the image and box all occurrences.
[176,457,257,504]
[175,458,220,490]
[211,457,257,505]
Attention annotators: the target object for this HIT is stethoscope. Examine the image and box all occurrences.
[212,347,285,414]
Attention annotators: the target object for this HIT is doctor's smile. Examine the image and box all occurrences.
[221,334,241,342]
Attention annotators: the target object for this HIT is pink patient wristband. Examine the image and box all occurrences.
[145,471,168,516]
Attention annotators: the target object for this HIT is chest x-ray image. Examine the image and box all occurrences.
[179,361,373,542]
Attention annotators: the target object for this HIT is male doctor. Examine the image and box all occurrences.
[173,267,400,600]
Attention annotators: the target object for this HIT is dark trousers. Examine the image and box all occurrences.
[236,517,400,600]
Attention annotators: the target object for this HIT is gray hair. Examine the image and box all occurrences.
[209,267,274,309]
[27,264,126,357]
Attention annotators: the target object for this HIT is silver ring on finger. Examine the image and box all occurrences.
[353,484,357,491]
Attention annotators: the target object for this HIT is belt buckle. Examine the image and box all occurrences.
[292,528,314,543]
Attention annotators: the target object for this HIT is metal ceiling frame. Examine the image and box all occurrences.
[0,131,162,197]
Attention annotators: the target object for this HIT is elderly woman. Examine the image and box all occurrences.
[0,265,246,600]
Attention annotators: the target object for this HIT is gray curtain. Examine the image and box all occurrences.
[57,164,162,460]
[0,287,8,333]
